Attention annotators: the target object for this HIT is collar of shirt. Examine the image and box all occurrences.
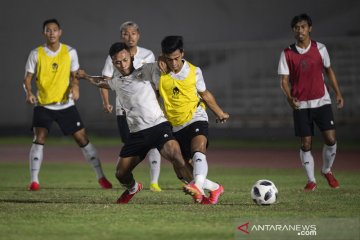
[295,41,312,54]
[170,60,190,80]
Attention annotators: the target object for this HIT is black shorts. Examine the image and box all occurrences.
[293,104,336,137]
[120,121,175,160]
[117,115,130,144]
[32,106,84,135]
[173,121,209,160]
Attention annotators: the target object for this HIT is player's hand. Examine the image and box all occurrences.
[288,97,300,110]
[26,93,37,105]
[336,95,344,109]
[71,84,80,100]
[216,112,229,123]
[157,56,169,74]
[103,104,113,113]
[76,69,87,79]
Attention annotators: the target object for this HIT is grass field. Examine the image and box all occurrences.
[0,160,359,240]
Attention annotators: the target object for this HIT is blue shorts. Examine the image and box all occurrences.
[293,104,336,137]
[32,106,84,135]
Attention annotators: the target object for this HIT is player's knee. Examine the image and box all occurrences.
[324,138,336,146]
[301,143,312,152]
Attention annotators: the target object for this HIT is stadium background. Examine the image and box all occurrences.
[1,0,359,141]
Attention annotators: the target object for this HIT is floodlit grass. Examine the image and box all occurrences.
[0,163,359,240]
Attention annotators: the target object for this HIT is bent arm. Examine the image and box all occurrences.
[324,67,344,109]
[23,72,37,104]
[76,69,111,89]
[198,89,229,122]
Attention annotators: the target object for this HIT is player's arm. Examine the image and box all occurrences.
[324,67,344,109]
[198,90,229,123]
[99,78,113,113]
[23,72,36,105]
[70,71,80,100]
[76,69,111,89]
[280,74,299,109]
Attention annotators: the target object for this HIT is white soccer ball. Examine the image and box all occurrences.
[251,179,278,205]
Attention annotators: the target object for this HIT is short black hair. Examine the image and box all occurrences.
[109,42,130,57]
[161,36,184,54]
[291,13,312,28]
[43,19,61,31]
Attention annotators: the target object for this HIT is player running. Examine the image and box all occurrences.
[100,21,162,192]
[156,36,229,204]
[77,42,193,204]
[278,13,344,191]
[23,19,112,191]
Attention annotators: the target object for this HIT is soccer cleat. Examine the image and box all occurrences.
[116,182,143,204]
[183,183,203,203]
[98,177,113,189]
[209,185,224,204]
[200,196,212,205]
[321,171,340,189]
[150,183,162,192]
[28,182,40,191]
[304,181,317,191]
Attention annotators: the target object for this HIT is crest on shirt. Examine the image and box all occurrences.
[52,63,58,72]
[172,87,180,99]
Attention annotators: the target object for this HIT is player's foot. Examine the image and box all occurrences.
[183,183,203,203]
[150,183,162,192]
[304,181,317,191]
[321,171,340,188]
[209,184,224,204]
[116,182,143,204]
[28,181,40,191]
[98,177,112,189]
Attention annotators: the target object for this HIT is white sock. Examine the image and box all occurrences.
[29,143,44,183]
[128,182,139,194]
[80,142,105,179]
[203,179,219,192]
[147,148,161,184]
[300,149,316,183]
[322,143,337,174]
[192,152,208,195]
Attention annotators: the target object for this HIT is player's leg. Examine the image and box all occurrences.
[57,106,112,189]
[28,127,48,190]
[146,148,162,192]
[294,108,316,191]
[317,105,339,188]
[72,129,112,189]
[28,106,52,191]
[115,156,143,204]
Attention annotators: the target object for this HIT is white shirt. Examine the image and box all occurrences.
[277,41,332,109]
[102,46,155,115]
[107,63,167,132]
[25,43,80,110]
[154,60,208,132]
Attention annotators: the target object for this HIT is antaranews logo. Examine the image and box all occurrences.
[236,221,317,237]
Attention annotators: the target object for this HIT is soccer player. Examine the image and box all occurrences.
[77,42,193,204]
[278,13,344,191]
[100,21,162,192]
[23,19,112,191]
[156,36,229,204]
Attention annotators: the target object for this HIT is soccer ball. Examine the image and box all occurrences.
[251,179,278,205]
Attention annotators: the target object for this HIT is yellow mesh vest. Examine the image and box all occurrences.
[36,44,71,105]
[159,62,204,126]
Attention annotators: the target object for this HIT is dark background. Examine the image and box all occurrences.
[1,0,359,140]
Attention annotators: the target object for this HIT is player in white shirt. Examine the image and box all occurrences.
[77,42,193,204]
[23,19,112,191]
[278,13,344,191]
[100,21,162,192]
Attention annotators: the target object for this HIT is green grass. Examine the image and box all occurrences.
[0,162,359,240]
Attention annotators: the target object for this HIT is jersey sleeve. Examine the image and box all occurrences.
[69,47,80,72]
[317,42,331,68]
[195,67,206,92]
[25,49,38,74]
[277,51,289,75]
[102,55,114,77]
